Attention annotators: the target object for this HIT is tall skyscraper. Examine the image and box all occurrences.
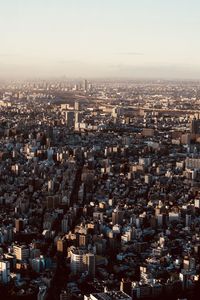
[112,209,124,225]
[75,112,82,123]
[74,101,80,111]
[79,234,89,247]
[70,248,87,275]
[191,118,200,134]
[69,247,95,277]
[83,79,88,92]
[74,112,83,130]
[57,238,67,254]
[0,261,10,284]
[86,252,95,278]
[15,219,23,233]
[13,245,29,261]
[66,111,74,127]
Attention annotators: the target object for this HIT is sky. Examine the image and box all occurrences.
[0,0,200,79]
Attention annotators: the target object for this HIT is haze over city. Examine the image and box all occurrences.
[1,0,200,79]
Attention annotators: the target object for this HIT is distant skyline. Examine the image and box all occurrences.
[1,0,200,79]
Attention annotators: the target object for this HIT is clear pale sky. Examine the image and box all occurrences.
[1,0,200,79]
